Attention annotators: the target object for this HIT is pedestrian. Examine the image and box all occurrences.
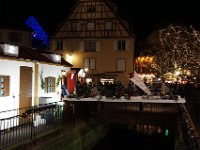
[61,85,69,98]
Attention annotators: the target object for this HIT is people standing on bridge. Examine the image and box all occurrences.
[126,80,134,99]
[61,85,69,98]
[115,81,125,98]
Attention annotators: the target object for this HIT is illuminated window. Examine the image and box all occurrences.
[0,75,10,97]
[9,32,21,43]
[84,40,96,52]
[45,77,56,93]
[84,58,96,70]
[117,58,126,72]
[100,79,114,85]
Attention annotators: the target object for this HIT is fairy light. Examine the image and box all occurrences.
[155,24,200,77]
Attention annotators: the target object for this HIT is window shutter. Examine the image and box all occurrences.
[113,40,117,50]
[84,58,89,68]
[5,76,10,96]
[117,59,126,72]
[90,58,96,70]
[126,40,130,50]
[80,42,84,51]
[96,41,101,51]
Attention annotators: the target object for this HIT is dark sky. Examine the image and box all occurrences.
[1,0,200,42]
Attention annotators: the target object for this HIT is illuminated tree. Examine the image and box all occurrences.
[154,24,200,77]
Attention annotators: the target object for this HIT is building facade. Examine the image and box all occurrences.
[50,0,135,86]
[0,26,32,48]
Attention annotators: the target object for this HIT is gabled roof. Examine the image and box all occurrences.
[0,44,73,67]
[51,0,134,39]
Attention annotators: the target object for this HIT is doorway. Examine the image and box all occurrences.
[19,66,33,114]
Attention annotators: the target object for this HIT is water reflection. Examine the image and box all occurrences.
[92,126,174,150]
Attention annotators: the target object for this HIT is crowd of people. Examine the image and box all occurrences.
[61,79,200,126]
[62,79,200,100]
[72,80,188,99]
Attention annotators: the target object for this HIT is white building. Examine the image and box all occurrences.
[0,43,72,114]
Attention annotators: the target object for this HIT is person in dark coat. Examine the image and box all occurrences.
[61,85,69,98]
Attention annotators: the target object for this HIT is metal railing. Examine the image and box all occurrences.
[0,102,63,149]
[176,104,200,150]
[1,98,199,150]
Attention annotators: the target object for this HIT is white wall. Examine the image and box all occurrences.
[0,59,35,115]
[38,63,70,104]
[0,59,70,117]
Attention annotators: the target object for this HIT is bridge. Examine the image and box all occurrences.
[1,96,199,150]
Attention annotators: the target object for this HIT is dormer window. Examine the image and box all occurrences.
[52,54,61,63]
[0,44,19,56]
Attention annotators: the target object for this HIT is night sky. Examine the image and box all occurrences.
[1,0,200,42]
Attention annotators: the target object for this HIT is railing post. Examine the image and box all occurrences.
[30,106,36,145]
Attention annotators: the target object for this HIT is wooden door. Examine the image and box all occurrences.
[19,66,32,116]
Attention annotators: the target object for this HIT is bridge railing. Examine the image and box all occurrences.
[176,104,200,150]
[0,102,63,149]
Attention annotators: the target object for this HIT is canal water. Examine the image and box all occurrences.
[92,125,175,150]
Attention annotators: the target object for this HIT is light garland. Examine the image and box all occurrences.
[154,24,200,77]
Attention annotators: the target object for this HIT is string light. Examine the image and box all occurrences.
[154,24,200,77]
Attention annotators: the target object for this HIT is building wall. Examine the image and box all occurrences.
[0,59,69,118]
[51,37,134,86]
[50,0,135,86]
[0,59,35,113]
[0,28,32,48]
[37,63,69,105]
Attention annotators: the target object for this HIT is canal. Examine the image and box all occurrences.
[92,125,175,150]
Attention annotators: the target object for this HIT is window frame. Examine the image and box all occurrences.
[84,40,96,52]
[84,58,96,70]
[56,41,63,50]
[117,40,126,51]
[9,32,21,43]
[87,4,96,13]
[116,58,126,72]
[0,75,10,97]
[87,21,95,31]
[105,21,113,30]
[45,76,56,93]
